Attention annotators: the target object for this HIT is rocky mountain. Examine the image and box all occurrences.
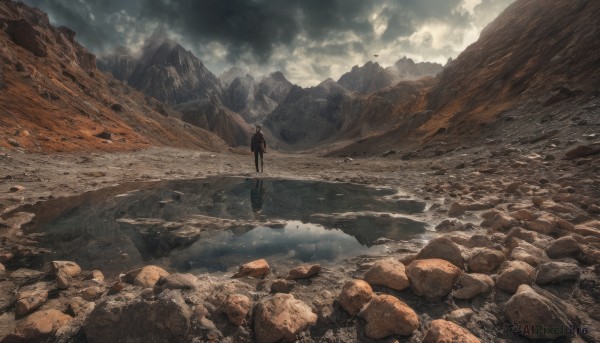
[263,78,353,150]
[175,96,253,147]
[221,71,293,125]
[0,1,227,152]
[337,58,442,95]
[327,0,600,157]
[99,32,222,106]
[387,57,443,82]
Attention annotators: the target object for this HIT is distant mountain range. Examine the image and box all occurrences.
[5,0,595,156]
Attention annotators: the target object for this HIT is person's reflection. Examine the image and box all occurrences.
[250,179,265,215]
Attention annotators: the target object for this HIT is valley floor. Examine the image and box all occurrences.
[0,143,599,342]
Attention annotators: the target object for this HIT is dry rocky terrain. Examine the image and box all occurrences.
[0,136,599,342]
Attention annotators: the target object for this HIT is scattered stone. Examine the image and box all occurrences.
[446,308,474,327]
[357,294,419,339]
[510,241,549,267]
[85,270,105,285]
[505,285,575,340]
[131,265,169,288]
[10,185,25,192]
[69,296,95,317]
[496,261,535,293]
[535,262,580,285]
[271,279,296,293]
[435,219,475,233]
[154,273,197,292]
[564,144,600,159]
[81,286,103,302]
[233,259,270,279]
[8,139,22,147]
[466,248,505,273]
[51,261,81,277]
[221,294,251,326]
[95,131,112,140]
[467,234,494,248]
[10,268,43,279]
[287,264,321,279]
[406,259,462,299]
[337,279,373,316]
[382,149,396,157]
[453,273,494,299]
[16,288,49,316]
[510,209,536,221]
[423,319,481,343]
[364,259,409,291]
[415,237,464,268]
[486,212,518,230]
[525,213,558,235]
[449,201,494,217]
[108,281,124,294]
[13,309,72,341]
[545,236,580,258]
[0,263,5,276]
[56,269,71,290]
[254,293,317,343]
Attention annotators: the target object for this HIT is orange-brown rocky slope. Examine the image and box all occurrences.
[0,1,227,153]
[328,0,600,157]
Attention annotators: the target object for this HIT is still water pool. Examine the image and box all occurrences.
[20,177,427,274]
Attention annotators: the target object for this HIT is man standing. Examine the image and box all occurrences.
[250,125,267,173]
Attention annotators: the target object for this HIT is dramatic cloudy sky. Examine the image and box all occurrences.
[25,0,515,87]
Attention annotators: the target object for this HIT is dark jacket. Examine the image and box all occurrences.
[251,131,267,153]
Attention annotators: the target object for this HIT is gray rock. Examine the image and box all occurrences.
[505,285,578,340]
[535,262,580,285]
[545,236,580,258]
[84,290,192,343]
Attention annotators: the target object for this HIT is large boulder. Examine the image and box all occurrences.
[466,249,505,273]
[254,293,317,343]
[423,319,481,343]
[535,262,580,285]
[12,309,72,342]
[337,279,373,316]
[406,259,462,299]
[154,273,197,293]
[357,294,419,339]
[453,273,494,300]
[84,290,192,343]
[505,285,577,340]
[510,241,549,267]
[415,237,465,268]
[545,236,580,258]
[234,259,270,279]
[496,261,535,293]
[364,259,409,291]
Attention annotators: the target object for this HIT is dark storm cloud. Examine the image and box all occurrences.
[23,0,516,85]
[26,0,474,59]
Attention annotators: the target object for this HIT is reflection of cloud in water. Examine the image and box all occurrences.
[173,221,379,272]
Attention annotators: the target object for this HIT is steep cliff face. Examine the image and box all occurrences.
[327,0,600,156]
[337,58,443,95]
[175,97,253,147]
[0,1,227,152]
[100,37,222,106]
[263,79,353,150]
[222,71,293,125]
[423,0,600,136]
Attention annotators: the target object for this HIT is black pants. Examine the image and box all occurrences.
[254,151,264,172]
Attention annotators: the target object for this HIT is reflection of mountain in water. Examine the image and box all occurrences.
[18,177,426,274]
